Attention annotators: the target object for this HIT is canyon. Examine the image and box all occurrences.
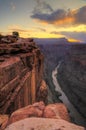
[37,38,86,127]
[0,37,86,130]
[57,44,86,123]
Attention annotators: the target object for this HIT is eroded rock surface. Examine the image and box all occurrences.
[43,103,70,121]
[8,101,70,125]
[0,38,47,114]
[1,102,85,130]
[8,101,45,124]
[5,118,85,130]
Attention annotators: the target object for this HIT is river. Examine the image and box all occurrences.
[52,62,86,126]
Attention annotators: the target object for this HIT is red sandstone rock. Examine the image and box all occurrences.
[5,118,85,130]
[37,80,48,104]
[8,102,70,125]
[0,38,46,114]
[17,38,34,43]
[5,102,86,130]
[8,101,45,124]
[32,101,45,110]
[0,115,9,130]
[43,103,70,121]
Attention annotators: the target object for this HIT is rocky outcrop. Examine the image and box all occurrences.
[5,118,85,130]
[8,101,45,124]
[43,103,70,121]
[0,101,71,129]
[8,101,70,124]
[0,38,47,114]
[57,44,86,123]
[4,102,85,130]
[0,115,9,130]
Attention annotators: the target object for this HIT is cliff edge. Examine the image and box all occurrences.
[0,38,48,114]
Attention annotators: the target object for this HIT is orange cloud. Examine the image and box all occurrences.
[36,17,75,26]
[54,17,75,25]
[34,19,48,25]
[31,5,86,26]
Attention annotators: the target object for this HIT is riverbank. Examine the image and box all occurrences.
[44,68,61,103]
[52,63,86,127]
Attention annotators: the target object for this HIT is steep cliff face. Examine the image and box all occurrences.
[0,38,47,114]
[57,44,86,121]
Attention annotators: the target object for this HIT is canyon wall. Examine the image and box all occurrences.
[0,38,47,114]
[57,44,86,121]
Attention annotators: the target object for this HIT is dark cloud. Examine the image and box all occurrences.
[31,3,86,26]
[31,9,68,24]
[75,6,86,24]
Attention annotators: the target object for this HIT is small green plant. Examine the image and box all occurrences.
[12,31,19,39]
[0,34,3,41]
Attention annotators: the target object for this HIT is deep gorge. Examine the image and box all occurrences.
[36,38,86,127]
[0,38,86,129]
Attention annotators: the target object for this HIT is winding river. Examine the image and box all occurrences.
[52,62,86,126]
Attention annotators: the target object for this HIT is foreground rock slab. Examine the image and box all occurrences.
[8,101,45,124]
[8,102,70,125]
[43,103,70,121]
[5,118,85,130]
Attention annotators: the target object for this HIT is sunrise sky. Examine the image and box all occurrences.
[0,0,86,42]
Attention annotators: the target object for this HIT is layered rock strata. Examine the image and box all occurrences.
[0,38,47,114]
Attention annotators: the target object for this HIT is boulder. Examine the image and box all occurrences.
[43,103,70,121]
[8,102,71,125]
[5,118,85,130]
[8,101,45,124]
